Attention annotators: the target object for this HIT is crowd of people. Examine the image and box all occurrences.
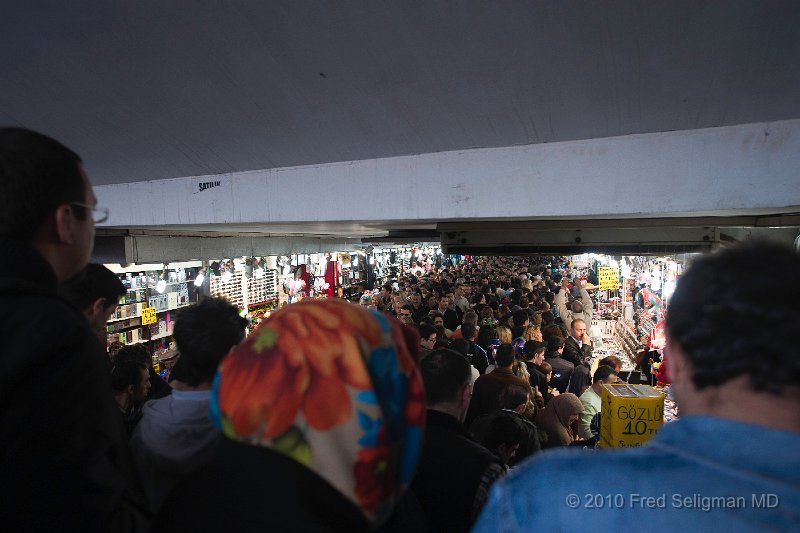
[1,128,798,532]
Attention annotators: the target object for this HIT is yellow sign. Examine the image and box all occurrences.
[141,306,157,325]
[598,266,620,290]
[600,384,664,448]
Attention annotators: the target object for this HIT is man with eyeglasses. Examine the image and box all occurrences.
[0,128,149,531]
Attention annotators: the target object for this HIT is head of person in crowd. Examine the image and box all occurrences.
[495,343,515,369]
[209,299,425,528]
[428,310,445,328]
[359,292,373,308]
[392,297,407,315]
[60,263,125,349]
[535,392,583,447]
[522,324,543,342]
[419,323,438,352]
[598,355,622,373]
[420,348,473,423]
[462,310,479,327]
[665,241,800,433]
[410,292,423,308]
[512,309,529,330]
[569,318,587,342]
[542,324,564,341]
[539,361,553,382]
[380,283,392,300]
[481,413,526,465]
[523,340,547,365]
[591,365,619,394]
[496,325,513,345]
[0,128,99,281]
[111,360,151,412]
[461,321,479,343]
[114,343,151,366]
[398,304,414,326]
[476,324,497,349]
[169,297,248,389]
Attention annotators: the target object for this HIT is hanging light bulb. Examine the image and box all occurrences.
[352,257,359,267]
[194,272,205,287]
[221,270,233,283]
[156,278,167,294]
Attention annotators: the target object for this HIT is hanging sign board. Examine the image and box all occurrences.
[340,253,351,265]
[598,267,620,290]
[141,306,157,326]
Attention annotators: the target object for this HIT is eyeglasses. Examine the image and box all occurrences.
[71,202,109,224]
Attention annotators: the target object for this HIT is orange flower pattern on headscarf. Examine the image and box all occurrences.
[211,298,425,524]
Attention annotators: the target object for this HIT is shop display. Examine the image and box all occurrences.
[105,263,203,376]
[599,384,665,448]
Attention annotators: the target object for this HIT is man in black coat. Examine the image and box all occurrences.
[412,349,504,533]
[0,128,149,532]
[562,318,593,366]
[544,336,575,394]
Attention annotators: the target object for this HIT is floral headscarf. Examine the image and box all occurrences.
[210,298,426,524]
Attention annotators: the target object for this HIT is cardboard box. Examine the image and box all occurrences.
[599,384,664,448]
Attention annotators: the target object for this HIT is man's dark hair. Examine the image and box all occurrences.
[0,128,86,239]
[598,355,622,370]
[512,309,529,328]
[169,297,248,386]
[482,412,525,452]
[666,241,800,393]
[461,321,477,341]
[60,263,125,311]
[110,361,146,393]
[495,343,515,367]
[448,338,470,356]
[523,340,546,357]
[593,365,617,384]
[401,304,414,313]
[427,310,444,320]
[500,383,529,410]
[420,349,472,405]
[539,361,553,375]
[547,336,565,352]
[418,323,437,341]
[114,344,150,366]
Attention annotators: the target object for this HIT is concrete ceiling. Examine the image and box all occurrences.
[3,1,800,187]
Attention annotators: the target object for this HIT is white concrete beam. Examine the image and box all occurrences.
[96,119,800,229]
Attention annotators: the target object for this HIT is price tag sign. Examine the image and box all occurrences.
[141,306,157,325]
[598,267,620,290]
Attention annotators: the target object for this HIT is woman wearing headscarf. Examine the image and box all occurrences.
[153,299,427,532]
[535,393,584,448]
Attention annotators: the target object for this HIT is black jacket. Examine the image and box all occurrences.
[545,353,576,394]
[412,410,503,533]
[562,335,592,366]
[0,238,149,532]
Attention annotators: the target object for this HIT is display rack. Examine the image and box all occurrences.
[210,270,246,309]
[613,319,640,368]
[106,265,201,350]
[246,269,279,309]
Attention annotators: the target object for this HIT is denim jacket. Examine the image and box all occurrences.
[473,416,800,532]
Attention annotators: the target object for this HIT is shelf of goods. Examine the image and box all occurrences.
[211,268,279,311]
[588,318,640,373]
[106,272,196,348]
